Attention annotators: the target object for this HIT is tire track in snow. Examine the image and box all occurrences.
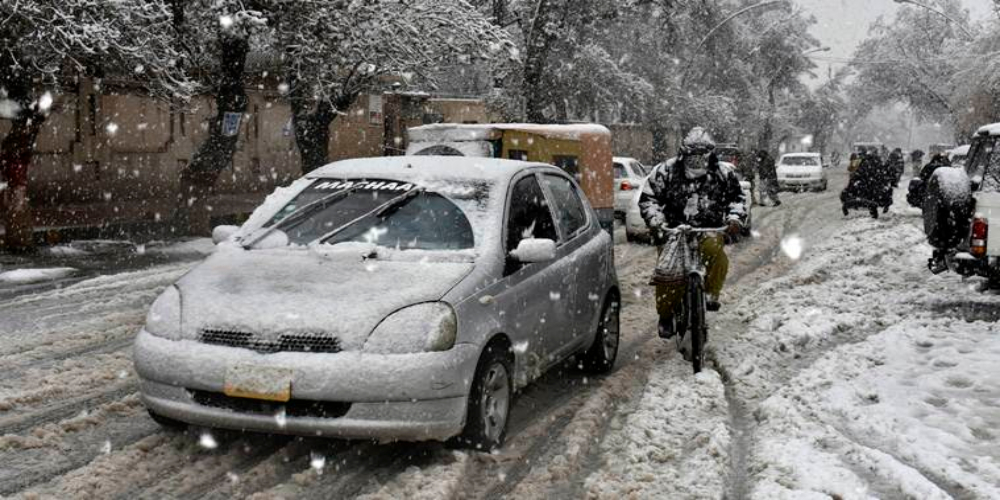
[0,381,139,436]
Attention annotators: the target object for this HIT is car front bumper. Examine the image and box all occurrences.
[134,329,477,441]
[778,178,825,189]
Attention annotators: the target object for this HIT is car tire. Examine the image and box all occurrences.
[923,168,973,249]
[451,341,513,452]
[580,294,620,374]
[148,409,187,431]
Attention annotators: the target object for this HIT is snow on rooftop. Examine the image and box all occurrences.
[408,123,611,142]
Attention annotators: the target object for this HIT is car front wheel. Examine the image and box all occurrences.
[580,294,620,374]
[452,342,512,451]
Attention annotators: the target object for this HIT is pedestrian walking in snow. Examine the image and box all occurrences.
[756,150,781,206]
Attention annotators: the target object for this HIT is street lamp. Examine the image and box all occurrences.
[892,0,975,40]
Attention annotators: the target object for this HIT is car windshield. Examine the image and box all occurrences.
[781,156,819,166]
[261,178,486,250]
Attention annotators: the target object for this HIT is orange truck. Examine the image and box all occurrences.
[406,123,614,232]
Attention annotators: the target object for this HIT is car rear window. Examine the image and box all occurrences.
[265,178,485,250]
[781,156,819,166]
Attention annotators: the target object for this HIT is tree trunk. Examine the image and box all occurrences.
[1,112,44,252]
[0,52,44,252]
[758,79,777,151]
[173,30,250,236]
[289,91,356,175]
[523,0,555,123]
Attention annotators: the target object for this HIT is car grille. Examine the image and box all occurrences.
[189,389,352,418]
[199,329,342,354]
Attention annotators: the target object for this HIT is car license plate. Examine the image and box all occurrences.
[224,364,293,402]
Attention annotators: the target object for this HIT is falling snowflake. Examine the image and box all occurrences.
[310,451,326,474]
[219,15,234,28]
[781,235,804,260]
[549,291,561,300]
[274,408,287,428]
[100,440,112,454]
[199,431,218,450]
[105,122,119,135]
[37,91,53,112]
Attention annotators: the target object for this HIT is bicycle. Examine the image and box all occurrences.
[657,225,728,374]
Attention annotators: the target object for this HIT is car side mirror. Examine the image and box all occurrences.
[212,225,239,244]
[510,238,557,263]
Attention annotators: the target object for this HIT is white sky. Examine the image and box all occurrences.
[795,0,994,84]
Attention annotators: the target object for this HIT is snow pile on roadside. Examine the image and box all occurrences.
[714,216,1000,499]
[0,267,77,285]
[753,317,1000,499]
[584,348,731,499]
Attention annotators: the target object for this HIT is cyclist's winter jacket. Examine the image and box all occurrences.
[639,155,747,243]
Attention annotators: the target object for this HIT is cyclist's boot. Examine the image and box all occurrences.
[706,294,721,312]
[678,332,693,362]
[658,315,676,339]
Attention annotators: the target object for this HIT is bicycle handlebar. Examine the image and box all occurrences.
[659,225,730,235]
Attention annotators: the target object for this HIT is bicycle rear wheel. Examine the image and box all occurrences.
[687,275,707,374]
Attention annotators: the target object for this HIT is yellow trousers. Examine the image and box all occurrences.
[656,235,729,317]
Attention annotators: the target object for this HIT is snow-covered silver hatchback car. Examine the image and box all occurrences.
[134,156,620,450]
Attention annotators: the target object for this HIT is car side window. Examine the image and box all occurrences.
[968,138,995,191]
[541,174,589,237]
[613,163,625,179]
[506,175,559,256]
[984,139,1000,193]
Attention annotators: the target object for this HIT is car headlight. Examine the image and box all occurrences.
[364,302,457,354]
[146,286,182,340]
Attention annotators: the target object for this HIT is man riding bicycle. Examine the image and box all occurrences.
[639,127,747,351]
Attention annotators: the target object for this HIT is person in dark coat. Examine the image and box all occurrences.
[908,153,952,207]
[888,148,905,186]
[841,151,896,218]
[755,150,781,206]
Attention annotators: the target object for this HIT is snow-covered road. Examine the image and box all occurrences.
[1,171,998,499]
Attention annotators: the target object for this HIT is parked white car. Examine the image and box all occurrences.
[613,157,649,218]
[777,152,827,191]
[625,160,753,242]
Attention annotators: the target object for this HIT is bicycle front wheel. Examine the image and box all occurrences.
[687,274,707,374]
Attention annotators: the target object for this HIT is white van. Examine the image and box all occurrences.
[776,153,827,192]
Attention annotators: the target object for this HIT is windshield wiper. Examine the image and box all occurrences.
[311,187,425,246]
[241,185,360,249]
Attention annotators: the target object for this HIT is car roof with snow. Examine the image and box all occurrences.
[975,122,1000,136]
[780,152,820,157]
[950,145,971,156]
[307,156,557,185]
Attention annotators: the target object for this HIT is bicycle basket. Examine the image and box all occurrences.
[649,234,689,286]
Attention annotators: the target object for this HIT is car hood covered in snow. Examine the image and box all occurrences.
[174,248,475,350]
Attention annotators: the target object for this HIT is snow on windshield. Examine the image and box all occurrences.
[261,178,488,251]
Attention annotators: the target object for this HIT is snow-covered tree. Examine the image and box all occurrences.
[850,0,974,134]
[268,0,514,172]
[168,1,268,235]
[0,0,193,250]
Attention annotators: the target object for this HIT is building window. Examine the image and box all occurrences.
[508,149,529,161]
[552,155,579,178]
